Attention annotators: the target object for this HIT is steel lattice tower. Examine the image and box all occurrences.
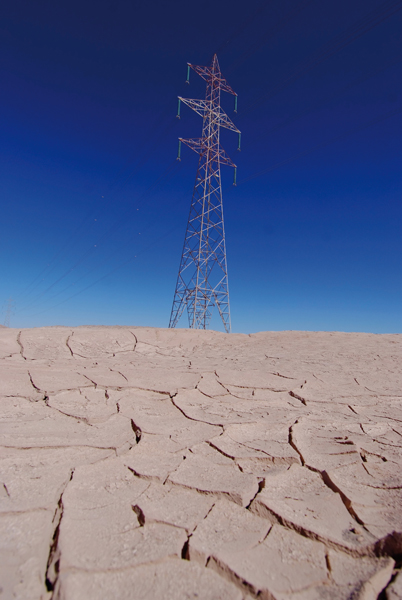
[169,54,240,333]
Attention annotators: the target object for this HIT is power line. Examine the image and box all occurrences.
[13,1,401,321]
[239,105,402,184]
[23,220,187,319]
[17,159,182,314]
[14,110,178,307]
[3,298,15,327]
[214,0,274,57]
[20,108,399,320]
[18,161,184,314]
[226,0,318,76]
[22,169,242,320]
[260,57,402,139]
[244,0,402,112]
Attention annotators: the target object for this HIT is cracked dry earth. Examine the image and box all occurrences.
[0,327,402,600]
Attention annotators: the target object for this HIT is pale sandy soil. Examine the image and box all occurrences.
[0,326,401,599]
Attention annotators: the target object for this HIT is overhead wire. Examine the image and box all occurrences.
[22,95,401,320]
[14,107,178,306]
[23,219,183,319]
[22,176,208,319]
[17,158,182,314]
[15,111,179,310]
[23,156,245,321]
[14,0,402,319]
[243,0,402,113]
[238,105,402,184]
[18,160,184,314]
[225,0,319,75]
[260,56,402,138]
[16,0,297,314]
[214,0,274,57]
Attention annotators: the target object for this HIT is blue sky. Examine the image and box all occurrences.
[1,0,401,333]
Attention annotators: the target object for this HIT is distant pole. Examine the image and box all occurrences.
[169,55,240,333]
[4,297,15,327]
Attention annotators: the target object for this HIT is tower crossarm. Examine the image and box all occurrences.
[178,98,208,119]
[179,137,205,154]
[179,137,237,168]
[188,63,237,96]
[215,147,237,167]
[179,97,240,134]
[214,106,240,133]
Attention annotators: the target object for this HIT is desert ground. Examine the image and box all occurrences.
[0,326,401,599]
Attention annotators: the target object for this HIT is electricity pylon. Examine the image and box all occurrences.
[3,297,15,327]
[169,54,240,333]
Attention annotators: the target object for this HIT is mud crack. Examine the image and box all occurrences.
[16,331,26,360]
[45,470,75,596]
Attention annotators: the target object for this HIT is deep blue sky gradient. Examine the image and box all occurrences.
[1,0,401,332]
